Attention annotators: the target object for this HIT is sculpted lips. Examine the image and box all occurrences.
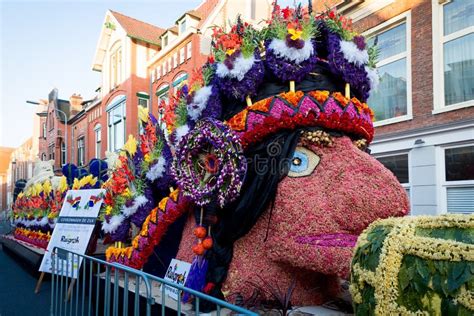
[295,233,359,248]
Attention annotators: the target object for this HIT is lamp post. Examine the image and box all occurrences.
[26,100,68,165]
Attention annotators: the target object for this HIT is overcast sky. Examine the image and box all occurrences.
[0,0,298,148]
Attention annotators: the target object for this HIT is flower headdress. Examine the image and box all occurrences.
[317,8,379,101]
[211,15,265,104]
[263,2,318,84]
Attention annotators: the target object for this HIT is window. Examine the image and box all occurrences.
[251,0,256,20]
[48,144,55,160]
[138,97,148,108]
[377,154,409,184]
[376,153,410,201]
[110,44,122,89]
[168,58,173,72]
[41,153,47,161]
[180,47,185,64]
[95,125,101,159]
[366,13,411,125]
[439,0,474,109]
[157,66,161,80]
[186,42,192,59]
[77,137,85,166]
[179,19,186,34]
[442,145,474,213]
[162,34,168,47]
[61,142,66,166]
[172,72,188,88]
[107,97,126,152]
[42,122,46,138]
[173,53,178,68]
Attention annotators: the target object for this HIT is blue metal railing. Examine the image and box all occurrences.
[50,247,257,315]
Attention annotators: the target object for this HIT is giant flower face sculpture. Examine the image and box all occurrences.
[104,4,410,310]
[221,135,408,305]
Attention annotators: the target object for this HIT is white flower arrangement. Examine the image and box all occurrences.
[268,38,314,64]
[187,86,213,121]
[216,55,256,81]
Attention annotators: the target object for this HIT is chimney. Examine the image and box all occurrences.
[69,94,83,113]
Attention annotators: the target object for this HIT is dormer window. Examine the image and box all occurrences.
[179,19,186,34]
[162,34,168,47]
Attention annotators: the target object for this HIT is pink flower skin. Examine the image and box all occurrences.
[177,136,408,305]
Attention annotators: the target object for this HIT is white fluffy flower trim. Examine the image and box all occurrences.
[146,156,166,181]
[102,214,125,234]
[49,218,57,228]
[121,195,148,217]
[174,125,190,146]
[365,66,380,93]
[38,216,49,226]
[340,40,369,66]
[187,86,213,121]
[268,38,314,64]
[216,55,256,81]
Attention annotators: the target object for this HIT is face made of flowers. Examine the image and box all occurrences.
[222,134,409,305]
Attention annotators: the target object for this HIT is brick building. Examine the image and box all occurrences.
[0,147,14,212]
[313,0,474,215]
[148,0,272,118]
[91,10,163,155]
[5,138,38,209]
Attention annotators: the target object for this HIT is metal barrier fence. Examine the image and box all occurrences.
[50,247,257,316]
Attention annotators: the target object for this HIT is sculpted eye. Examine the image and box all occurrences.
[288,146,320,177]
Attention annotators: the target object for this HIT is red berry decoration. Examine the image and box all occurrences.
[194,226,207,238]
[202,237,213,250]
[192,243,205,255]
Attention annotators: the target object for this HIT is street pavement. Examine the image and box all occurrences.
[0,219,51,316]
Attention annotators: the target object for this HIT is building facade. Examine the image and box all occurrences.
[313,0,474,215]
[0,147,14,212]
[148,0,272,118]
[92,10,163,155]
[6,138,38,209]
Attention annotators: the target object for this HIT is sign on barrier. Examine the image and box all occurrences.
[163,258,191,300]
[39,189,104,278]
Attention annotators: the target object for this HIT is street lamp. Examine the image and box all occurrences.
[26,100,68,165]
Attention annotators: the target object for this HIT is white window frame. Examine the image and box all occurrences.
[61,141,66,166]
[432,0,474,114]
[77,137,85,166]
[94,124,101,159]
[107,98,126,152]
[179,18,186,34]
[436,142,474,214]
[173,53,178,68]
[180,47,185,64]
[374,151,412,208]
[363,11,413,127]
[162,34,168,47]
[186,42,192,59]
[156,66,161,80]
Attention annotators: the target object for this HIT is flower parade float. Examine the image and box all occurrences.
[10,158,108,251]
[351,214,474,315]
[100,3,416,312]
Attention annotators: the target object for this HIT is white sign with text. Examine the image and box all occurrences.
[39,189,105,278]
[163,258,191,300]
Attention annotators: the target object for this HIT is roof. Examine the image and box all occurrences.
[176,10,203,22]
[167,26,178,34]
[110,10,164,46]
